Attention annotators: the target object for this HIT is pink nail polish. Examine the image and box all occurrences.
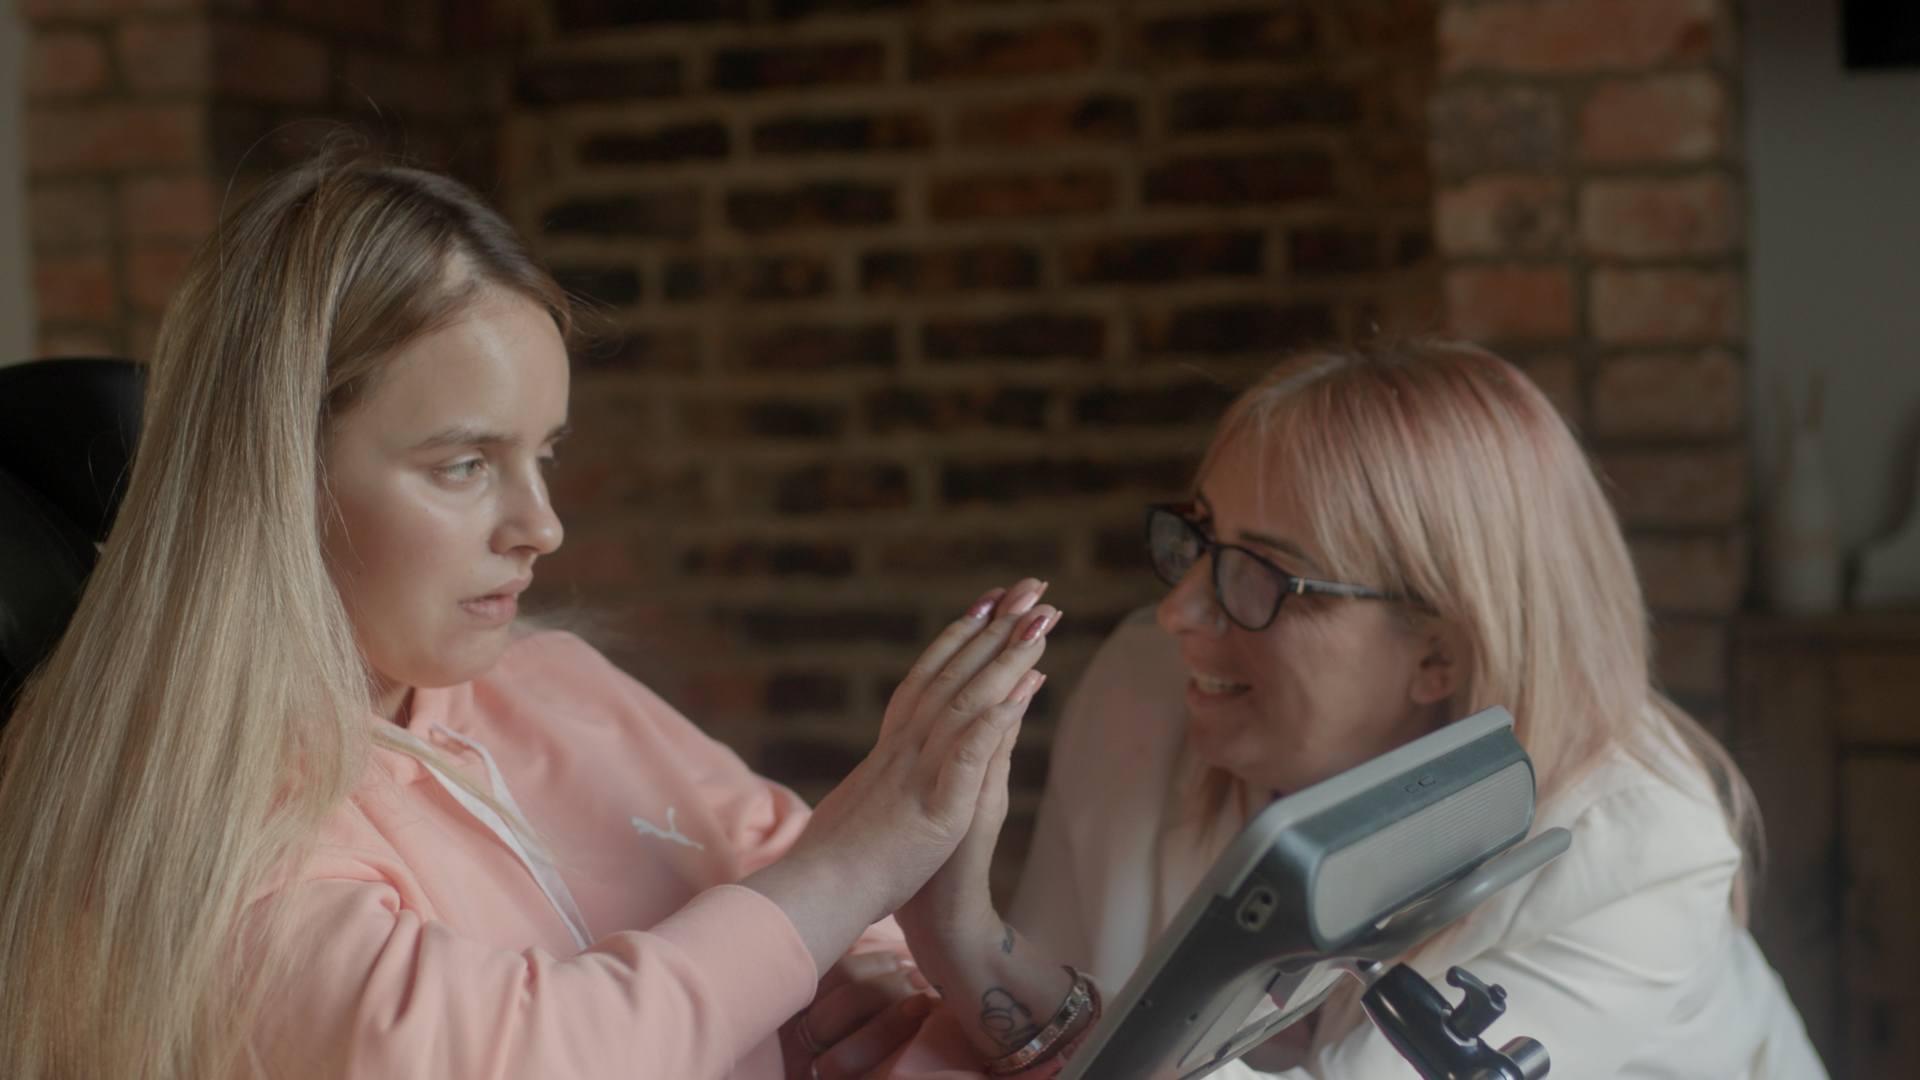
[967,588,1005,621]
[1018,608,1051,642]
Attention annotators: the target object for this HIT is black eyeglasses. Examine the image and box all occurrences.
[1144,503,1401,631]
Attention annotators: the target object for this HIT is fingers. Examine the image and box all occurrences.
[818,951,912,997]
[880,581,1028,737]
[926,670,1043,826]
[806,966,926,1045]
[923,585,1050,716]
[921,606,1057,765]
[812,993,937,1080]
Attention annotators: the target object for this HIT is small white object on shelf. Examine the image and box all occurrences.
[1765,374,1842,614]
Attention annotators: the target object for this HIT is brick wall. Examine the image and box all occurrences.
[1431,0,1746,723]
[503,1,1441,883]
[20,0,512,358]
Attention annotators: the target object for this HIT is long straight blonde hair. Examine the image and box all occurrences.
[0,157,569,1080]
[1188,338,1760,913]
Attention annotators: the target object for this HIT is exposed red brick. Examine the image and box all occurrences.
[516,56,683,105]
[1063,230,1263,285]
[1139,7,1317,67]
[551,264,643,308]
[752,112,932,155]
[117,19,210,94]
[27,29,111,99]
[681,397,848,442]
[952,95,1139,148]
[928,170,1114,221]
[911,22,1101,81]
[922,313,1105,363]
[680,540,856,580]
[1443,265,1577,343]
[121,174,218,241]
[1580,73,1729,165]
[864,386,1050,434]
[1580,174,1740,258]
[574,328,702,374]
[861,245,1041,294]
[1435,175,1569,257]
[711,41,886,92]
[1442,0,1723,75]
[552,0,750,33]
[28,103,204,174]
[19,0,195,16]
[665,255,833,303]
[1136,301,1336,355]
[727,182,896,233]
[279,0,390,38]
[942,456,1191,506]
[1143,152,1333,206]
[1289,225,1381,275]
[1167,79,1361,133]
[35,252,117,321]
[128,242,197,314]
[29,183,114,252]
[1072,382,1236,427]
[1598,447,1749,528]
[579,120,730,167]
[1631,532,1747,616]
[544,191,701,240]
[1590,268,1742,345]
[1591,350,1742,439]
[734,462,913,515]
[1430,85,1563,178]
[726,323,898,372]
[872,532,1064,576]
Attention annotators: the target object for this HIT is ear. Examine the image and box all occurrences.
[1407,627,1466,708]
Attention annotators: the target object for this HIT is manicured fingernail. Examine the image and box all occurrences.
[1043,609,1063,635]
[903,994,934,1018]
[1018,605,1057,642]
[967,587,1006,620]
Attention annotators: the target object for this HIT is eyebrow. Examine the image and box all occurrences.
[1192,490,1326,574]
[413,422,572,452]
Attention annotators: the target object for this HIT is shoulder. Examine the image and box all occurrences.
[1054,608,1189,772]
[1500,741,1741,948]
[470,628,714,751]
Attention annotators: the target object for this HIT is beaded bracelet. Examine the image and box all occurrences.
[984,966,1098,1076]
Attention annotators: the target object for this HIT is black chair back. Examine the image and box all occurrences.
[0,358,144,718]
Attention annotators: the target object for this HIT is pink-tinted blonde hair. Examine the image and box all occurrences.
[1194,338,1758,904]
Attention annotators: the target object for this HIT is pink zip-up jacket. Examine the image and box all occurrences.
[253,629,997,1079]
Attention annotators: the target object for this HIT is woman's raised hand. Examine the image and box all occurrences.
[745,579,1057,973]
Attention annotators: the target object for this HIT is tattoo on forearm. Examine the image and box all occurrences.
[980,987,1040,1050]
[1001,923,1015,955]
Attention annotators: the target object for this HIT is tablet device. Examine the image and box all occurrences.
[1059,706,1541,1080]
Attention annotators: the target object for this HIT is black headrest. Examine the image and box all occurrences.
[0,358,145,715]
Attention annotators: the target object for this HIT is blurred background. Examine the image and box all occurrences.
[1,0,1916,1073]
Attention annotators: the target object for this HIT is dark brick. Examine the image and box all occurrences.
[759,735,867,786]
[712,42,886,91]
[578,121,729,166]
[729,323,897,371]
[576,328,701,373]
[516,57,683,105]
[866,386,1050,434]
[922,313,1105,363]
[683,397,847,441]
[1397,227,1433,267]
[1288,226,1381,275]
[1063,230,1263,285]
[752,112,933,155]
[543,191,700,240]
[722,607,919,645]
[1073,382,1235,426]
[552,0,748,31]
[929,170,1114,221]
[1168,80,1362,133]
[861,245,1041,294]
[953,94,1139,147]
[1137,302,1336,355]
[681,540,857,579]
[911,22,1100,80]
[1140,7,1317,67]
[873,532,1064,575]
[1094,522,1152,572]
[941,457,1192,505]
[751,462,911,514]
[552,264,642,307]
[765,672,851,713]
[727,182,896,233]
[664,255,834,302]
[1431,86,1564,179]
[1144,152,1334,206]
[772,0,914,16]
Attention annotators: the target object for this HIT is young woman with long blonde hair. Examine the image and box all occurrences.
[0,158,1088,1080]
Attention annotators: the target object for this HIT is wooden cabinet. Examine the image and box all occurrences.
[1731,614,1920,1080]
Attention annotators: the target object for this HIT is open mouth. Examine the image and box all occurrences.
[1190,673,1252,698]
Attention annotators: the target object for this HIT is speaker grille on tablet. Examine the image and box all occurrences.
[1311,761,1534,943]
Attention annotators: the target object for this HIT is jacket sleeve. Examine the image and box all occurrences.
[254,878,819,1080]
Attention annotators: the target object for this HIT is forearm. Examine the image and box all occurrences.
[905,908,1077,1065]
[744,853,886,977]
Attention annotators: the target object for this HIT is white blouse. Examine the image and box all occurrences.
[1010,610,1829,1079]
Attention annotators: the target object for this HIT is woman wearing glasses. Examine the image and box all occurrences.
[890,341,1826,1078]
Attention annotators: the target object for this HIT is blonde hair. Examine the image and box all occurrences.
[0,156,569,1080]
[1185,340,1760,1023]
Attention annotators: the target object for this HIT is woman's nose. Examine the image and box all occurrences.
[496,469,564,557]
[1156,559,1225,637]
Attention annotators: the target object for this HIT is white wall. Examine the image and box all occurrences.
[1748,0,1920,549]
[0,0,32,364]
